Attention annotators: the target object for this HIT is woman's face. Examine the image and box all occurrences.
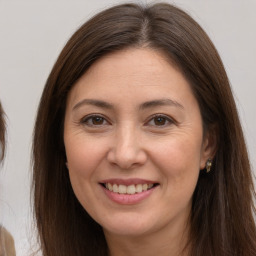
[64,48,213,240]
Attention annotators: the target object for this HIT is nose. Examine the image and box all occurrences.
[107,125,147,170]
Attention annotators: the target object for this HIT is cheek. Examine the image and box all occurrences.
[65,141,93,200]
[65,137,107,208]
[64,135,111,208]
[151,135,202,167]
[65,136,107,178]
[148,136,201,191]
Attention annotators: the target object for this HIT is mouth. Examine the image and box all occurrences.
[100,182,159,195]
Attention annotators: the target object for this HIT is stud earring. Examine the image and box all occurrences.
[206,159,212,173]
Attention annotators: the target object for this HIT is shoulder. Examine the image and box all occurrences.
[0,225,16,256]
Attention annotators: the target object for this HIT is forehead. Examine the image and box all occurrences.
[67,48,195,105]
[85,48,181,84]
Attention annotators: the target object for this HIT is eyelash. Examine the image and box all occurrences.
[145,114,175,127]
[81,114,110,127]
[80,114,175,128]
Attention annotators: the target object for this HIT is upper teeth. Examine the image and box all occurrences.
[105,183,154,194]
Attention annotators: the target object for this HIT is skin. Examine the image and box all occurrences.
[64,48,215,256]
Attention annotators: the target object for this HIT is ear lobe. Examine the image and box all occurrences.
[200,125,218,170]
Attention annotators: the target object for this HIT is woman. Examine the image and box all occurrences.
[32,3,256,256]
[0,102,16,256]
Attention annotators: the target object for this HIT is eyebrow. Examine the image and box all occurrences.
[73,99,113,111]
[72,98,184,111]
[139,98,184,110]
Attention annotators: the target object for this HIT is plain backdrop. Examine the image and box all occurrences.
[0,0,256,255]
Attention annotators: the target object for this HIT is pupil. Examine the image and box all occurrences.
[93,117,103,125]
[155,117,165,125]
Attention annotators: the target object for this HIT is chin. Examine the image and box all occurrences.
[100,213,156,237]
[103,225,150,238]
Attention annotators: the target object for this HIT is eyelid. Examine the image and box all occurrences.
[145,114,176,127]
[78,113,176,128]
[80,114,111,126]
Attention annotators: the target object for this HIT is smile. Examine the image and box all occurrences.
[103,183,156,194]
[100,179,159,204]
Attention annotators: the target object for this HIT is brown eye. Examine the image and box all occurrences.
[91,116,104,125]
[146,115,174,127]
[82,115,108,126]
[153,116,167,126]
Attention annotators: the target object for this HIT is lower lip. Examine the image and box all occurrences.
[102,186,156,205]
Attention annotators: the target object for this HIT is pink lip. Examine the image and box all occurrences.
[100,178,157,186]
[102,187,155,205]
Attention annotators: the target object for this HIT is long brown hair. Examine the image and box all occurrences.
[32,3,256,255]
[0,101,6,162]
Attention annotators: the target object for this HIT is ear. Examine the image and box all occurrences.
[200,125,218,170]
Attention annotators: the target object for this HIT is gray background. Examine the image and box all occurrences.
[0,0,255,255]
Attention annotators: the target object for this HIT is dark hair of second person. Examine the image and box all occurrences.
[0,102,16,256]
[0,102,6,162]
